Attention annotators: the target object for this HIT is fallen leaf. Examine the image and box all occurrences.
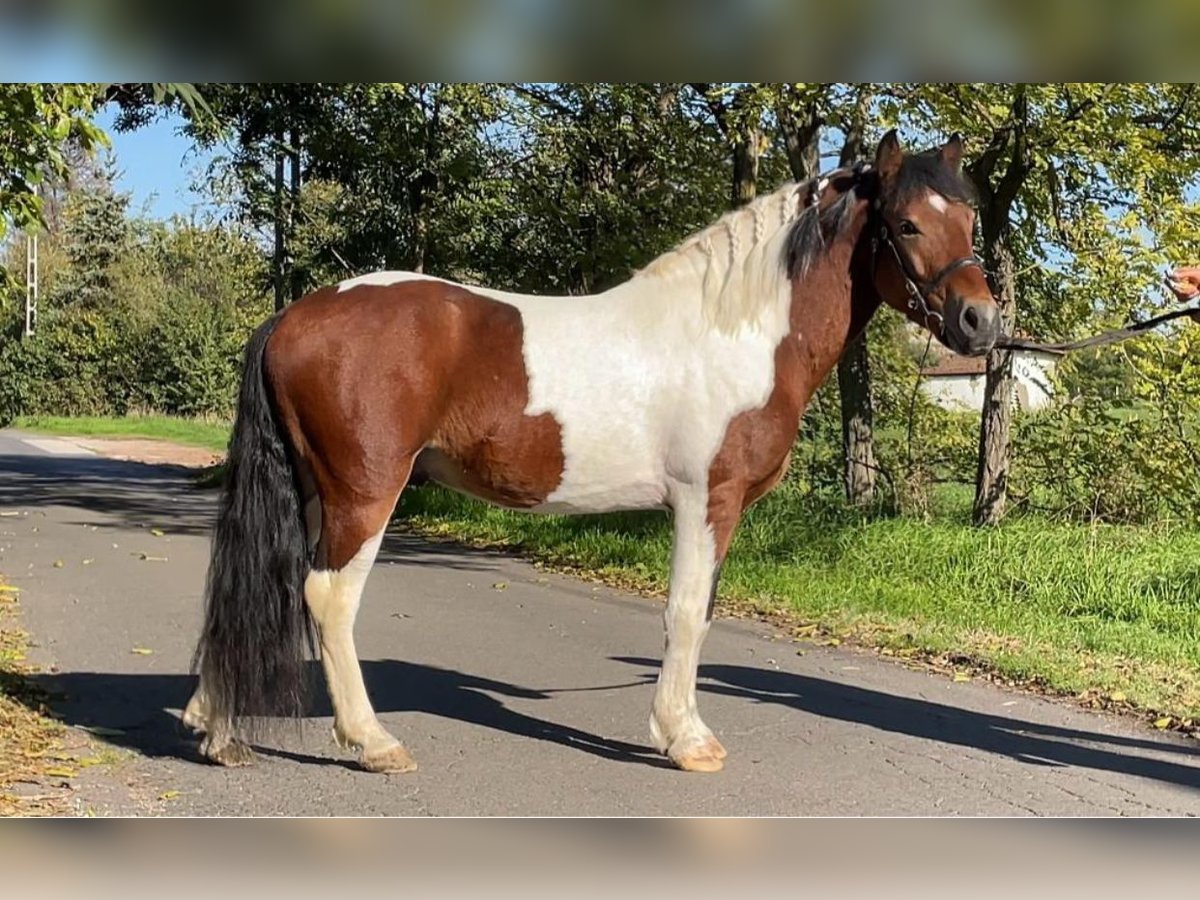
[130,647,154,656]
[159,790,180,801]
[492,582,507,591]
[132,553,168,562]
[953,673,971,683]
[52,560,64,568]
[1109,691,1127,703]
[1154,717,1172,730]
[82,558,94,566]
[43,767,76,778]
[819,638,841,647]
[149,528,165,537]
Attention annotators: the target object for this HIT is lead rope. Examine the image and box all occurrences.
[994,300,1200,356]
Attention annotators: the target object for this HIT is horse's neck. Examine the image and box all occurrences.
[784,219,879,400]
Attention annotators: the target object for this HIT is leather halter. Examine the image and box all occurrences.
[869,199,986,337]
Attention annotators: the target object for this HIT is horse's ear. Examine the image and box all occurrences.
[874,129,903,180]
[939,133,965,173]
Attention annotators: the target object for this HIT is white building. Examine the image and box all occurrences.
[920,351,1056,412]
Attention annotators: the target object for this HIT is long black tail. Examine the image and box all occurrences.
[193,315,312,730]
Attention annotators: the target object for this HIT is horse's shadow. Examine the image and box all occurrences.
[613,656,1200,790]
[28,656,1200,791]
[30,659,667,770]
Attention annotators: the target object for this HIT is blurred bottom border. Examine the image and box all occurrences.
[2,818,1197,896]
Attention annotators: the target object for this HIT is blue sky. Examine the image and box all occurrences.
[94,108,220,221]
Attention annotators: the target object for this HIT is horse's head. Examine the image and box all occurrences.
[869,130,999,357]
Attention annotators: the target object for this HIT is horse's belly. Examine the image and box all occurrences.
[415,444,666,515]
[531,468,668,514]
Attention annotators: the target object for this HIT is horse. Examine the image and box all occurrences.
[184,130,999,775]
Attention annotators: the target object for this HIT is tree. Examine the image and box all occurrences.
[502,84,728,293]
[52,153,131,310]
[179,84,334,310]
[0,84,108,291]
[769,83,880,505]
[689,83,780,209]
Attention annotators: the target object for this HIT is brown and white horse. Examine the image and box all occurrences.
[186,131,999,774]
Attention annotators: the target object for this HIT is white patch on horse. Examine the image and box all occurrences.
[336,271,434,292]
[927,192,949,214]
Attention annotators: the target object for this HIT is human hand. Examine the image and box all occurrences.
[1166,266,1200,302]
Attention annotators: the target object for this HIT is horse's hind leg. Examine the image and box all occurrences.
[306,488,417,774]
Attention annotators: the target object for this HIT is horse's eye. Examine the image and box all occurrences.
[898,220,920,237]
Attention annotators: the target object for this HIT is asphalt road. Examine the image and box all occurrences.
[2,428,1199,816]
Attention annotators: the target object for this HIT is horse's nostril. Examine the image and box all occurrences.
[962,307,980,332]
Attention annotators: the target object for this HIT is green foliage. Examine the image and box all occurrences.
[51,158,132,309]
[497,84,731,292]
[1013,328,1200,523]
[1,161,269,423]
[0,83,108,287]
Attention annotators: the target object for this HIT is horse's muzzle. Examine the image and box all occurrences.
[942,296,1000,357]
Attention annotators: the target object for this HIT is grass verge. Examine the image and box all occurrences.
[0,576,68,816]
[396,483,1200,731]
[13,414,231,453]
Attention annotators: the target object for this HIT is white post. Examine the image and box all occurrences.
[24,184,38,338]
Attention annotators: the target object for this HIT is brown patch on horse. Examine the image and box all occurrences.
[266,281,565,570]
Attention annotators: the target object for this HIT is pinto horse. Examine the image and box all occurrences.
[186,130,999,775]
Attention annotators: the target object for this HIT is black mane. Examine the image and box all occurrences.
[784,149,976,280]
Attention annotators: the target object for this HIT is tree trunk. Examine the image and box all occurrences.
[836,88,877,505]
[837,337,878,505]
[778,98,821,182]
[972,239,1017,525]
[272,126,286,313]
[731,125,759,208]
[412,213,427,274]
[968,85,1029,527]
[288,125,303,301]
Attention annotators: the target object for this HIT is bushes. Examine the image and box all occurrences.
[0,212,268,425]
[0,298,258,424]
[137,296,251,417]
[1,305,130,423]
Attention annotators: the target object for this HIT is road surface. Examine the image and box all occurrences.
[1,428,1198,815]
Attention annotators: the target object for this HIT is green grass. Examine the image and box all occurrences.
[13,415,231,452]
[397,483,1200,724]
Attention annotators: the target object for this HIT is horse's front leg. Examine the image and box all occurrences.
[651,486,741,772]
